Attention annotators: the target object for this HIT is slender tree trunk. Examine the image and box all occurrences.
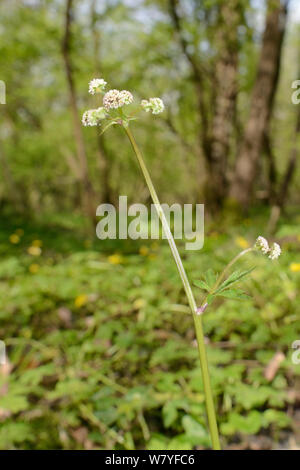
[263,131,278,203]
[230,0,288,208]
[207,0,240,208]
[62,0,96,223]
[90,0,113,204]
[169,0,242,210]
[169,0,211,163]
[277,105,300,207]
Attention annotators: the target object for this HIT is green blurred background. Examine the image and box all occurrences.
[0,0,299,450]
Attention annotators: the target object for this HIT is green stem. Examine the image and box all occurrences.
[123,124,221,450]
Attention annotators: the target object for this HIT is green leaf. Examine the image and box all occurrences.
[216,267,255,293]
[204,269,217,288]
[162,402,178,428]
[221,411,262,436]
[216,289,250,300]
[182,415,210,446]
[193,280,211,292]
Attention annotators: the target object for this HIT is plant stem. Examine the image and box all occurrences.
[123,124,221,450]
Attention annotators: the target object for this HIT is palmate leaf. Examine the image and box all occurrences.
[204,268,217,288]
[194,267,254,307]
[216,288,250,300]
[193,280,211,292]
[215,267,255,294]
[193,269,217,292]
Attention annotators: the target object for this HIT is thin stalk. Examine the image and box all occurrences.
[123,124,221,450]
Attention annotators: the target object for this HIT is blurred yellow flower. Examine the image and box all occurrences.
[148,253,157,261]
[74,294,88,308]
[108,254,123,265]
[15,228,24,236]
[27,246,42,256]
[32,239,42,247]
[133,298,146,309]
[290,263,300,272]
[9,234,20,244]
[139,245,149,256]
[235,237,249,249]
[29,263,39,274]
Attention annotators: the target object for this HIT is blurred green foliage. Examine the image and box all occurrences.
[0,211,299,449]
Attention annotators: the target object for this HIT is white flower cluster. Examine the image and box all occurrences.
[141,97,165,114]
[88,78,107,95]
[103,89,133,110]
[82,107,106,126]
[255,236,281,260]
[268,242,281,260]
[82,79,166,128]
[255,236,269,254]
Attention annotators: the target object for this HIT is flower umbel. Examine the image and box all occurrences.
[141,97,164,114]
[82,107,106,126]
[255,236,269,254]
[88,78,107,95]
[103,89,133,110]
[254,236,281,260]
[268,242,281,260]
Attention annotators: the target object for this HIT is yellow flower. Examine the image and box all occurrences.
[133,298,146,309]
[290,263,300,272]
[235,237,249,249]
[74,294,88,308]
[27,246,42,256]
[15,228,24,236]
[107,254,123,265]
[29,263,39,274]
[139,246,149,256]
[9,234,20,244]
[32,239,42,247]
[148,253,157,261]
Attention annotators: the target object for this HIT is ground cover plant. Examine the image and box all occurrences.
[0,210,299,449]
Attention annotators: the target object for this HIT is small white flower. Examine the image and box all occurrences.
[82,107,106,126]
[255,236,270,254]
[103,89,133,110]
[119,90,133,106]
[88,78,107,95]
[141,97,164,114]
[268,242,281,260]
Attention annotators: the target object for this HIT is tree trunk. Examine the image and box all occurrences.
[90,0,113,205]
[62,0,96,224]
[207,0,240,208]
[230,0,288,208]
[277,104,300,207]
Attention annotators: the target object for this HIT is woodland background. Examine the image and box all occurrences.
[0,0,299,450]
